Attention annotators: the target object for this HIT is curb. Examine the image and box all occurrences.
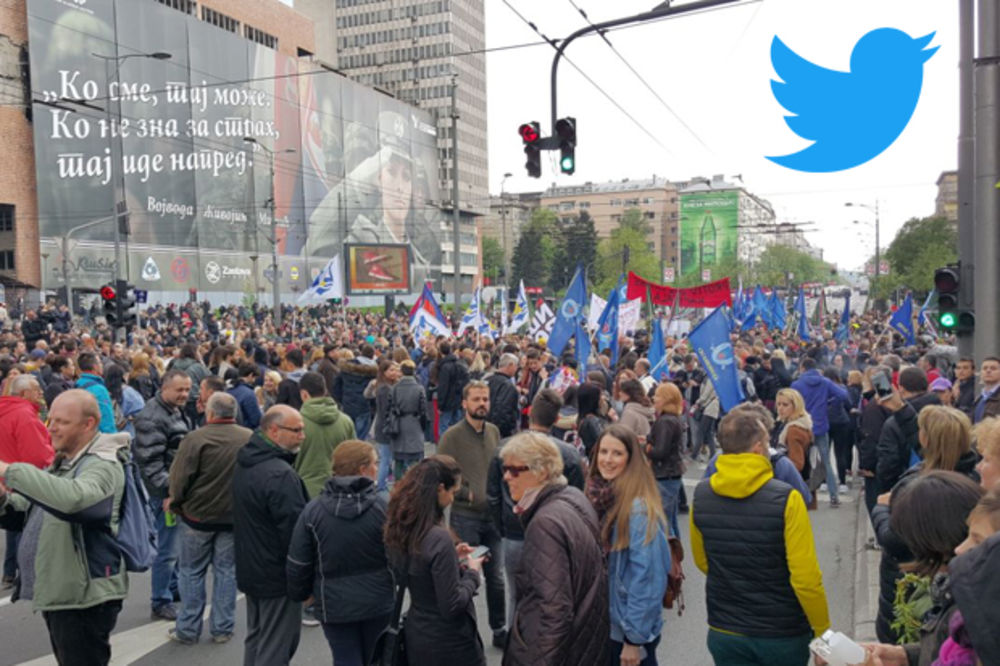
[851,491,880,641]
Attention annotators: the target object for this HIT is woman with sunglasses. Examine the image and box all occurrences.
[383,456,486,666]
[588,424,671,666]
[499,431,609,666]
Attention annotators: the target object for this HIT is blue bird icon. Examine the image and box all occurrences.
[767,28,938,173]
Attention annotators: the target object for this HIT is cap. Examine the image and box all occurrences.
[30,349,46,359]
[930,377,953,392]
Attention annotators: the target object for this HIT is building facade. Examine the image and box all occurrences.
[480,191,541,280]
[936,170,958,223]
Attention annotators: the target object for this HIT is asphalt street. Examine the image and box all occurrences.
[0,461,860,665]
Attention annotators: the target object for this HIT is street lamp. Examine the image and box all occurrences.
[500,172,512,285]
[245,137,296,318]
[92,51,172,289]
[845,200,880,311]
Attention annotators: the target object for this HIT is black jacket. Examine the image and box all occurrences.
[485,372,519,438]
[436,355,469,412]
[857,397,890,473]
[648,413,685,479]
[876,392,940,493]
[332,360,378,422]
[233,432,308,598]
[43,376,74,409]
[286,476,393,624]
[133,394,192,497]
[276,368,306,411]
[954,378,976,418]
[128,374,158,402]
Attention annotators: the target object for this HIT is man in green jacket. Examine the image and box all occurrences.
[295,371,356,499]
[0,389,130,666]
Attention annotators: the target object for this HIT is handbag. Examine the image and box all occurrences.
[662,536,686,616]
[370,561,409,666]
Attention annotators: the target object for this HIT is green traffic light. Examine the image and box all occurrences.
[939,311,957,329]
[560,155,574,172]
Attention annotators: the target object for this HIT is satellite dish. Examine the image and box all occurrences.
[482,287,497,303]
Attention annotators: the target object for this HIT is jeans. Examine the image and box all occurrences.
[175,525,237,640]
[864,475,879,521]
[814,432,839,503]
[450,513,505,633]
[656,478,682,538]
[3,529,20,579]
[321,614,391,666]
[610,633,660,666]
[697,416,717,459]
[150,498,180,609]
[43,600,122,666]
[376,443,393,492]
[355,411,373,441]
[829,422,854,486]
[438,409,464,437]
[707,628,811,666]
[502,537,524,628]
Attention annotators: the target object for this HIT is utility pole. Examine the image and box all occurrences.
[244,138,294,320]
[974,0,1000,358]
[501,172,512,285]
[958,0,975,358]
[451,76,462,321]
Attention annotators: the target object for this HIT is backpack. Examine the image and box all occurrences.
[74,448,158,572]
[661,535,686,616]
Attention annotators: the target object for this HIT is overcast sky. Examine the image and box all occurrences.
[483,0,959,272]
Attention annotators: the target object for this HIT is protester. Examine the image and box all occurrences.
[618,379,655,442]
[287,440,393,666]
[43,356,76,408]
[276,348,307,410]
[792,357,850,507]
[387,359,427,480]
[952,357,976,418]
[167,392,251,645]
[333,347,378,440]
[295,371,356,500]
[75,352,117,434]
[876,368,940,494]
[383,456,486,666]
[973,356,1000,423]
[104,363,144,437]
[857,366,892,517]
[972,416,1000,489]
[499,432,609,666]
[228,362,262,430]
[486,353,520,438]
[371,358,400,490]
[170,344,210,425]
[649,382,686,537]
[823,368,854,491]
[693,379,721,461]
[436,341,470,435]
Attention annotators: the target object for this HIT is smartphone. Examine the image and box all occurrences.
[467,545,490,560]
[873,372,893,398]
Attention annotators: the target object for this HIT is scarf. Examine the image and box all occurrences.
[585,474,616,554]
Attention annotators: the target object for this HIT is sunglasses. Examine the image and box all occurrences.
[502,465,531,478]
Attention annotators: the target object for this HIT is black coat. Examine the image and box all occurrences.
[876,392,940,493]
[401,525,484,666]
[486,372,519,438]
[133,394,192,497]
[233,432,308,598]
[857,397,890,473]
[649,413,685,479]
[286,476,394,624]
[436,355,469,412]
[332,360,378,422]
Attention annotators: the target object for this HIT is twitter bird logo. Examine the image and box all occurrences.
[767,28,939,173]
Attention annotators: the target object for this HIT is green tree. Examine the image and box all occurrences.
[620,207,652,236]
[511,208,558,290]
[481,236,505,284]
[750,245,833,287]
[594,225,659,295]
[548,210,600,292]
[880,216,957,298]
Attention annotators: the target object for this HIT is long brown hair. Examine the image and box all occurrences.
[918,405,972,472]
[591,424,666,551]
[383,456,461,559]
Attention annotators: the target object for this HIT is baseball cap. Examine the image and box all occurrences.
[930,377,953,393]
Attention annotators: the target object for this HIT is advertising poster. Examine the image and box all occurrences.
[679,191,739,280]
[27,0,445,296]
[345,244,412,295]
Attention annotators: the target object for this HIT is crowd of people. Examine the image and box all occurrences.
[0,299,997,666]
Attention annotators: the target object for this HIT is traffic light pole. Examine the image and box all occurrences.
[958,0,975,358]
[451,77,462,323]
[548,0,740,132]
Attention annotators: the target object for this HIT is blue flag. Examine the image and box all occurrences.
[647,317,669,382]
[835,292,851,345]
[595,285,621,367]
[769,288,787,331]
[548,264,588,358]
[795,287,811,341]
[689,307,746,413]
[918,290,934,327]
[890,293,916,345]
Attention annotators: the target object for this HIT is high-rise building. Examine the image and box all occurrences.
[325,0,488,296]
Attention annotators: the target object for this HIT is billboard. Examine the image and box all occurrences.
[679,191,739,280]
[345,244,412,295]
[27,0,444,296]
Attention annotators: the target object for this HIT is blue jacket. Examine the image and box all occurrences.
[228,382,262,430]
[704,452,813,505]
[120,385,145,439]
[608,498,670,645]
[791,370,849,436]
[76,374,116,434]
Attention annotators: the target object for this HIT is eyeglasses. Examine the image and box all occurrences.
[502,465,531,478]
[277,425,305,434]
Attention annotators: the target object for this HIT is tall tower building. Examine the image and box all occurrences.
[327,0,488,295]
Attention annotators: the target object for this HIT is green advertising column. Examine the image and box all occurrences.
[679,190,739,280]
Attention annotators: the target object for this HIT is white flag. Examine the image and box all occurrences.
[506,280,531,334]
[530,299,555,342]
[298,255,343,302]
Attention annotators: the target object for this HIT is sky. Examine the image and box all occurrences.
[483,0,960,272]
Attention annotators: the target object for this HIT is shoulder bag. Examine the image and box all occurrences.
[370,560,409,666]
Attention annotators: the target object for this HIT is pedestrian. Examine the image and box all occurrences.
[74,352,117,434]
[0,390,130,666]
[617,379,655,442]
[371,358,400,490]
[499,431,610,666]
[649,382,686,538]
[287,440,394,666]
[857,366,892,517]
[333,348,378,440]
[823,367,854,491]
[692,380,721,462]
[435,341,470,435]
[577,381,609,457]
[166,392,251,645]
[233,405,309,666]
[133,368,193,621]
[276,348,307,410]
[973,356,1000,423]
[690,409,830,665]
[792,357,850,507]
[43,356,76,408]
[773,388,813,480]
[383,456,486,666]
[169,344,210,426]
[104,363,145,438]
[388,359,428,480]
[485,353,520,438]
[294,371,356,500]
[952,357,976,418]
[256,370,281,412]
[227,362,262,430]
[876,367,940,494]
[437,379,507,648]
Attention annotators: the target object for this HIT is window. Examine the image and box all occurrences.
[0,250,13,270]
[245,25,278,49]
[559,201,575,211]
[154,0,196,14]
[579,201,590,209]
[645,212,656,219]
[625,198,640,207]
[0,204,12,232]
[609,199,622,207]
[202,6,239,33]
[643,197,654,205]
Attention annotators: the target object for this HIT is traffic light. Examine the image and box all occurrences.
[934,264,974,333]
[116,279,137,328]
[554,117,576,175]
[101,284,118,323]
[518,121,542,178]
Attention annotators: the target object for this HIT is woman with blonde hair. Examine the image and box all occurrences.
[586,424,670,666]
[256,370,282,411]
[972,417,1000,489]
[773,388,813,477]
[649,382,685,537]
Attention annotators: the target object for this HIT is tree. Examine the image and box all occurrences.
[593,225,659,295]
[548,210,600,292]
[880,216,957,297]
[481,236,505,283]
[511,208,558,290]
[749,245,834,287]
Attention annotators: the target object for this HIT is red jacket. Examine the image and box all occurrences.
[0,396,55,469]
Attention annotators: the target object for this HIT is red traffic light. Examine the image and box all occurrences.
[934,266,959,293]
[100,285,117,301]
[518,122,540,144]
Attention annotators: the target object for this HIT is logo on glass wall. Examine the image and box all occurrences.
[205,261,222,284]
[171,258,190,283]
[142,257,161,281]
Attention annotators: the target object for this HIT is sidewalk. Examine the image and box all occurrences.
[852,491,880,642]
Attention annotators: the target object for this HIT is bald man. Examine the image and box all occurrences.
[232,405,308,666]
[0,390,131,665]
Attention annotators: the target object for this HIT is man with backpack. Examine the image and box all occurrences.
[0,390,131,665]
